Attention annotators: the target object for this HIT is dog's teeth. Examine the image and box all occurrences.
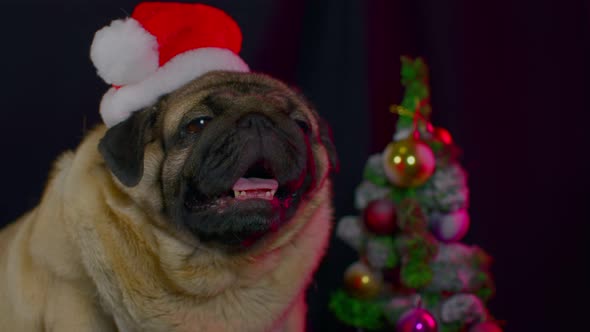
[234,189,277,199]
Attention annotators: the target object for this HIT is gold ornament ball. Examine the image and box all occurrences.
[343,262,382,299]
[382,138,436,187]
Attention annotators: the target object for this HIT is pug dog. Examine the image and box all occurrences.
[0,71,337,332]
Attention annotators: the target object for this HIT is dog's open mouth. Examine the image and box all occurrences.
[232,177,278,200]
[185,159,296,211]
[232,160,280,201]
[182,157,306,248]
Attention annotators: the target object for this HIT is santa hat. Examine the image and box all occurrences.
[90,2,250,127]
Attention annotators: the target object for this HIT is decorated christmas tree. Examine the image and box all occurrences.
[329,57,502,332]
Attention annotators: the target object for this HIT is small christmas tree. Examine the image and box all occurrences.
[329,57,502,332]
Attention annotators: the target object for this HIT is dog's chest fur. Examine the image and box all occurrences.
[0,128,332,332]
[86,198,331,332]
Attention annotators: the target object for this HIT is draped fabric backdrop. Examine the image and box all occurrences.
[1,1,588,331]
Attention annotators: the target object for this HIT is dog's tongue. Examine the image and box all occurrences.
[232,178,279,200]
[233,178,279,191]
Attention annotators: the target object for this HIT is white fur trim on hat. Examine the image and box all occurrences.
[90,18,159,86]
[100,47,250,127]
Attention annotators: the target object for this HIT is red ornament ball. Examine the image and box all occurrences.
[363,199,397,234]
[397,308,438,332]
[469,322,503,332]
[433,127,453,145]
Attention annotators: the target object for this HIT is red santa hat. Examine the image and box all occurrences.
[90,2,249,127]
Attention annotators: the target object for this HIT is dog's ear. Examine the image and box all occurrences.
[294,90,339,174]
[317,117,339,174]
[98,104,160,187]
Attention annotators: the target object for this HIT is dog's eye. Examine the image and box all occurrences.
[295,119,311,134]
[186,116,212,134]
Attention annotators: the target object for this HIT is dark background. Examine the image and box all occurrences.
[1,0,589,331]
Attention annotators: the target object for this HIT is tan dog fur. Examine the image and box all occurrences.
[0,72,334,332]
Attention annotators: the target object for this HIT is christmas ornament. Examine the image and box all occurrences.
[433,127,453,145]
[90,2,249,127]
[343,262,382,299]
[469,321,503,332]
[382,137,435,188]
[363,198,397,234]
[396,307,438,332]
[430,209,470,243]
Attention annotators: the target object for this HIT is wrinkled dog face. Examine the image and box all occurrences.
[99,71,337,249]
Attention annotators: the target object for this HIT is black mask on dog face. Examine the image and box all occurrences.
[172,90,313,247]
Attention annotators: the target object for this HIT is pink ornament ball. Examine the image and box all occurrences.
[396,308,438,332]
[431,209,470,242]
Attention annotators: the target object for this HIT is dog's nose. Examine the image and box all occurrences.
[237,112,273,129]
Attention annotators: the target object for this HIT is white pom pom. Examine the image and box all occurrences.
[336,216,365,250]
[441,294,486,323]
[90,18,159,85]
[393,127,412,141]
